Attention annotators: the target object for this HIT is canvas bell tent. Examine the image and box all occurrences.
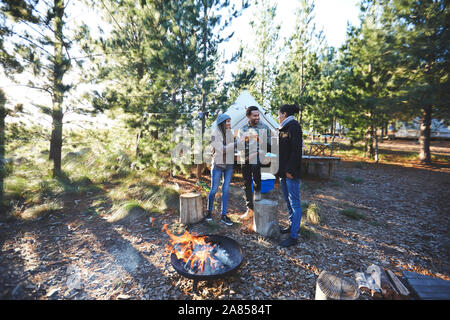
[210,90,279,133]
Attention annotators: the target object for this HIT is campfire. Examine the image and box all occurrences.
[162,224,234,276]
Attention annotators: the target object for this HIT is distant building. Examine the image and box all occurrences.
[391,118,450,139]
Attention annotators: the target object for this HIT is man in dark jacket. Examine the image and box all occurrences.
[277,104,303,247]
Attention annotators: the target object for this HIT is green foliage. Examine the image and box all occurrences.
[378,0,450,118]
[244,0,280,109]
[82,0,248,169]
[0,0,83,176]
[2,117,182,219]
[336,4,400,158]
[273,0,448,163]
[341,207,366,220]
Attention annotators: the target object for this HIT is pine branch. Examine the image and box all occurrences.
[11,31,55,58]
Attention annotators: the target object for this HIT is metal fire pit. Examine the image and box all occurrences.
[170,234,244,293]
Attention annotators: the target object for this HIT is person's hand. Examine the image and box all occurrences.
[286,172,294,179]
[248,152,258,163]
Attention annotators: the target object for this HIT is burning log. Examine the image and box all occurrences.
[162,224,234,276]
[163,227,244,293]
[182,243,233,275]
[210,246,232,268]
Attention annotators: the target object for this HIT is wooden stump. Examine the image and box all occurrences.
[179,192,203,224]
[315,271,359,300]
[253,199,279,239]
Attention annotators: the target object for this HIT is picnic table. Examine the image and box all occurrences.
[306,141,338,156]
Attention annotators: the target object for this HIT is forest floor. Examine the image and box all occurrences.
[0,139,449,300]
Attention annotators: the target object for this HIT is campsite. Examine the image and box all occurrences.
[0,0,449,302]
[0,91,448,301]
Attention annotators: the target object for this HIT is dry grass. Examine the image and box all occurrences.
[304,202,321,225]
[20,200,64,220]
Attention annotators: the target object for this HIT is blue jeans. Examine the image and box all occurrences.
[280,177,302,239]
[207,165,233,216]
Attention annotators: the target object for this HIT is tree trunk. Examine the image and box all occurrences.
[0,89,6,208]
[135,130,141,158]
[49,0,65,178]
[364,126,373,159]
[298,56,304,125]
[197,1,208,178]
[253,199,279,239]
[419,105,432,164]
[375,126,379,163]
[135,114,148,157]
[179,192,203,224]
[50,108,63,178]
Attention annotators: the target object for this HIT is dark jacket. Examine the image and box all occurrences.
[277,119,303,179]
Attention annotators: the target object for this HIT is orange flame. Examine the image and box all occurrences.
[162,224,219,273]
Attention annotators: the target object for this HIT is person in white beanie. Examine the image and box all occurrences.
[205,114,239,226]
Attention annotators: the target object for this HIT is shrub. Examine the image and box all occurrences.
[341,207,365,220]
[305,202,321,225]
[21,200,64,220]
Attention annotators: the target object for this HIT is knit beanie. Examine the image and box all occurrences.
[216,113,231,126]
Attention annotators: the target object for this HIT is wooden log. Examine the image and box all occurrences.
[380,268,399,299]
[355,272,380,297]
[367,264,398,299]
[386,269,410,299]
[179,192,203,224]
[253,199,279,239]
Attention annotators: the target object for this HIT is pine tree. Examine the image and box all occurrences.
[196,0,249,137]
[244,0,280,109]
[378,0,450,164]
[85,0,247,171]
[1,0,75,178]
[272,0,325,129]
[337,2,399,160]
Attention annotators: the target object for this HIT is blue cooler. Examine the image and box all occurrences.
[252,173,276,194]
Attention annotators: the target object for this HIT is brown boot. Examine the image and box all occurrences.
[240,208,254,221]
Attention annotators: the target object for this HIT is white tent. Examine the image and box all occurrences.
[210,90,279,133]
[394,118,450,139]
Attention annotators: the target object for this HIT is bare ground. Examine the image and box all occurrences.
[0,140,449,300]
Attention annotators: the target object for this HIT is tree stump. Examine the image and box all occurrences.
[253,199,279,239]
[315,271,359,300]
[179,192,203,224]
